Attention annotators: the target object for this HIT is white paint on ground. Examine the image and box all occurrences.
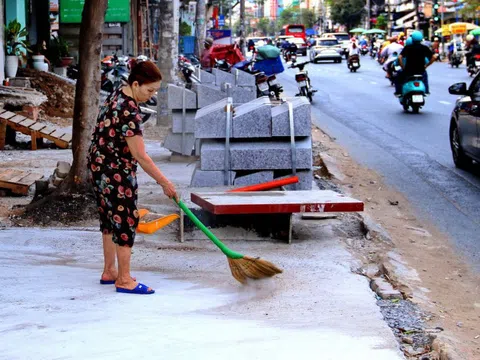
[370,81,377,85]
[438,100,452,105]
[0,229,405,360]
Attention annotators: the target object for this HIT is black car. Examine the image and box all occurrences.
[448,78,480,168]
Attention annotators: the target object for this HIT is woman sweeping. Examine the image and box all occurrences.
[88,60,178,295]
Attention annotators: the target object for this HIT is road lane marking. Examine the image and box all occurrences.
[439,101,452,105]
[370,81,377,84]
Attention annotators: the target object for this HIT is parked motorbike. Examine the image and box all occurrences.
[289,60,316,103]
[449,52,464,68]
[178,54,200,89]
[214,58,232,72]
[467,54,480,76]
[233,60,284,100]
[398,75,426,114]
[347,55,361,72]
[101,54,130,93]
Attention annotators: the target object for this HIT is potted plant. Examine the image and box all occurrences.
[48,36,73,75]
[4,19,30,78]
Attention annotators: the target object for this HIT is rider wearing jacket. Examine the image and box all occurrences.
[396,31,437,96]
[465,34,480,68]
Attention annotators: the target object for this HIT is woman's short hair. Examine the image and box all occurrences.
[128,60,162,86]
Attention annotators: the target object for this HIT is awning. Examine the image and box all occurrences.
[394,19,415,30]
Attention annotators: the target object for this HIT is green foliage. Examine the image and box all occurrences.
[4,19,30,56]
[330,0,366,30]
[47,36,71,66]
[278,7,316,29]
[460,0,480,18]
[375,14,387,29]
[257,18,270,36]
[180,21,192,36]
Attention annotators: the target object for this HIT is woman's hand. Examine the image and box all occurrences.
[161,180,179,202]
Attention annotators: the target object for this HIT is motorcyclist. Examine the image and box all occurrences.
[465,34,480,68]
[381,36,404,78]
[396,31,437,96]
[200,37,214,71]
[398,32,406,46]
[285,41,298,62]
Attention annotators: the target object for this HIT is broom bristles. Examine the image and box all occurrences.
[227,256,283,284]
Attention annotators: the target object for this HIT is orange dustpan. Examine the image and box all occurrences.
[137,209,180,234]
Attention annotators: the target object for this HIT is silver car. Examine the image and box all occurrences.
[310,38,343,64]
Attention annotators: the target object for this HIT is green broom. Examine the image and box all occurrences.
[175,199,283,284]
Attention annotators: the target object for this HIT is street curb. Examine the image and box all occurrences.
[311,124,463,360]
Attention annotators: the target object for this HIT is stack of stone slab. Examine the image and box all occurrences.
[191,96,313,190]
[162,68,257,156]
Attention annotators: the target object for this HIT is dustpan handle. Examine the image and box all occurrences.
[175,199,243,259]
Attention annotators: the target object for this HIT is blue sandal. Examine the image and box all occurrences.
[116,283,155,295]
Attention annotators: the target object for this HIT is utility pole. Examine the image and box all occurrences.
[387,0,391,36]
[366,0,371,30]
[441,0,445,58]
[240,0,246,55]
[195,0,206,58]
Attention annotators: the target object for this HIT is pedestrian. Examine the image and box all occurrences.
[201,37,214,71]
[88,60,178,295]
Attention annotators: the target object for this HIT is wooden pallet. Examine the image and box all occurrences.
[0,109,72,150]
[0,168,44,195]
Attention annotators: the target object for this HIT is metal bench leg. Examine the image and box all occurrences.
[288,213,293,244]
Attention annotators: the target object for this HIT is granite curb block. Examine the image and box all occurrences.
[271,97,311,137]
[163,131,195,156]
[167,84,197,110]
[234,171,274,186]
[190,165,235,187]
[232,97,272,138]
[172,110,196,134]
[194,98,230,139]
[213,68,235,87]
[200,137,313,171]
[195,68,215,84]
[274,170,313,190]
[192,83,227,108]
[232,68,256,87]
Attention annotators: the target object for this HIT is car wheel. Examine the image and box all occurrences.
[450,120,471,168]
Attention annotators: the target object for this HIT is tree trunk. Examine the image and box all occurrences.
[59,0,108,194]
[156,0,179,126]
[195,0,206,58]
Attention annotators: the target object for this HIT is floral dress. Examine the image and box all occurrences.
[87,89,143,247]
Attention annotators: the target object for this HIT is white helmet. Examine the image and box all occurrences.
[466,34,474,42]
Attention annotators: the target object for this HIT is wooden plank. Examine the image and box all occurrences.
[0,179,30,195]
[60,133,72,142]
[0,169,17,181]
[0,119,6,150]
[18,119,36,128]
[53,139,70,149]
[29,122,47,131]
[0,109,7,116]
[9,171,31,183]
[31,130,37,150]
[17,172,43,186]
[0,111,16,120]
[190,190,365,215]
[50,129,67,139]
[9,115,27,124]
[39,126,56,135]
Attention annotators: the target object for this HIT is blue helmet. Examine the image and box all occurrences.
[406,37,413,46]
[411,31,423,43]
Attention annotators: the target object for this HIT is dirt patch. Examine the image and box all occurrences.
[10,193,98,228]
[18,68,75,118]
[312,126,480,359]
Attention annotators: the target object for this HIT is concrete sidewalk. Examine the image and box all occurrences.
[0,223,404,360]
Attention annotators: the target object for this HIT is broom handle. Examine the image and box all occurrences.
[175,199,244,259]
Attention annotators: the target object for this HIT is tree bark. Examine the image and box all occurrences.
[195,0,206,58]
[59,0,108,193]
[156,0,179,126]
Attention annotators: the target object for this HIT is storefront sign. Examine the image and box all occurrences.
[451,24,467,34]
[60,0,130,23]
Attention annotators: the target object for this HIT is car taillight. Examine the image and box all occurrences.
[296,74,307,82]
[414,82,420,87]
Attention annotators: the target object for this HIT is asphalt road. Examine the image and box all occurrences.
[278,54,480,272]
